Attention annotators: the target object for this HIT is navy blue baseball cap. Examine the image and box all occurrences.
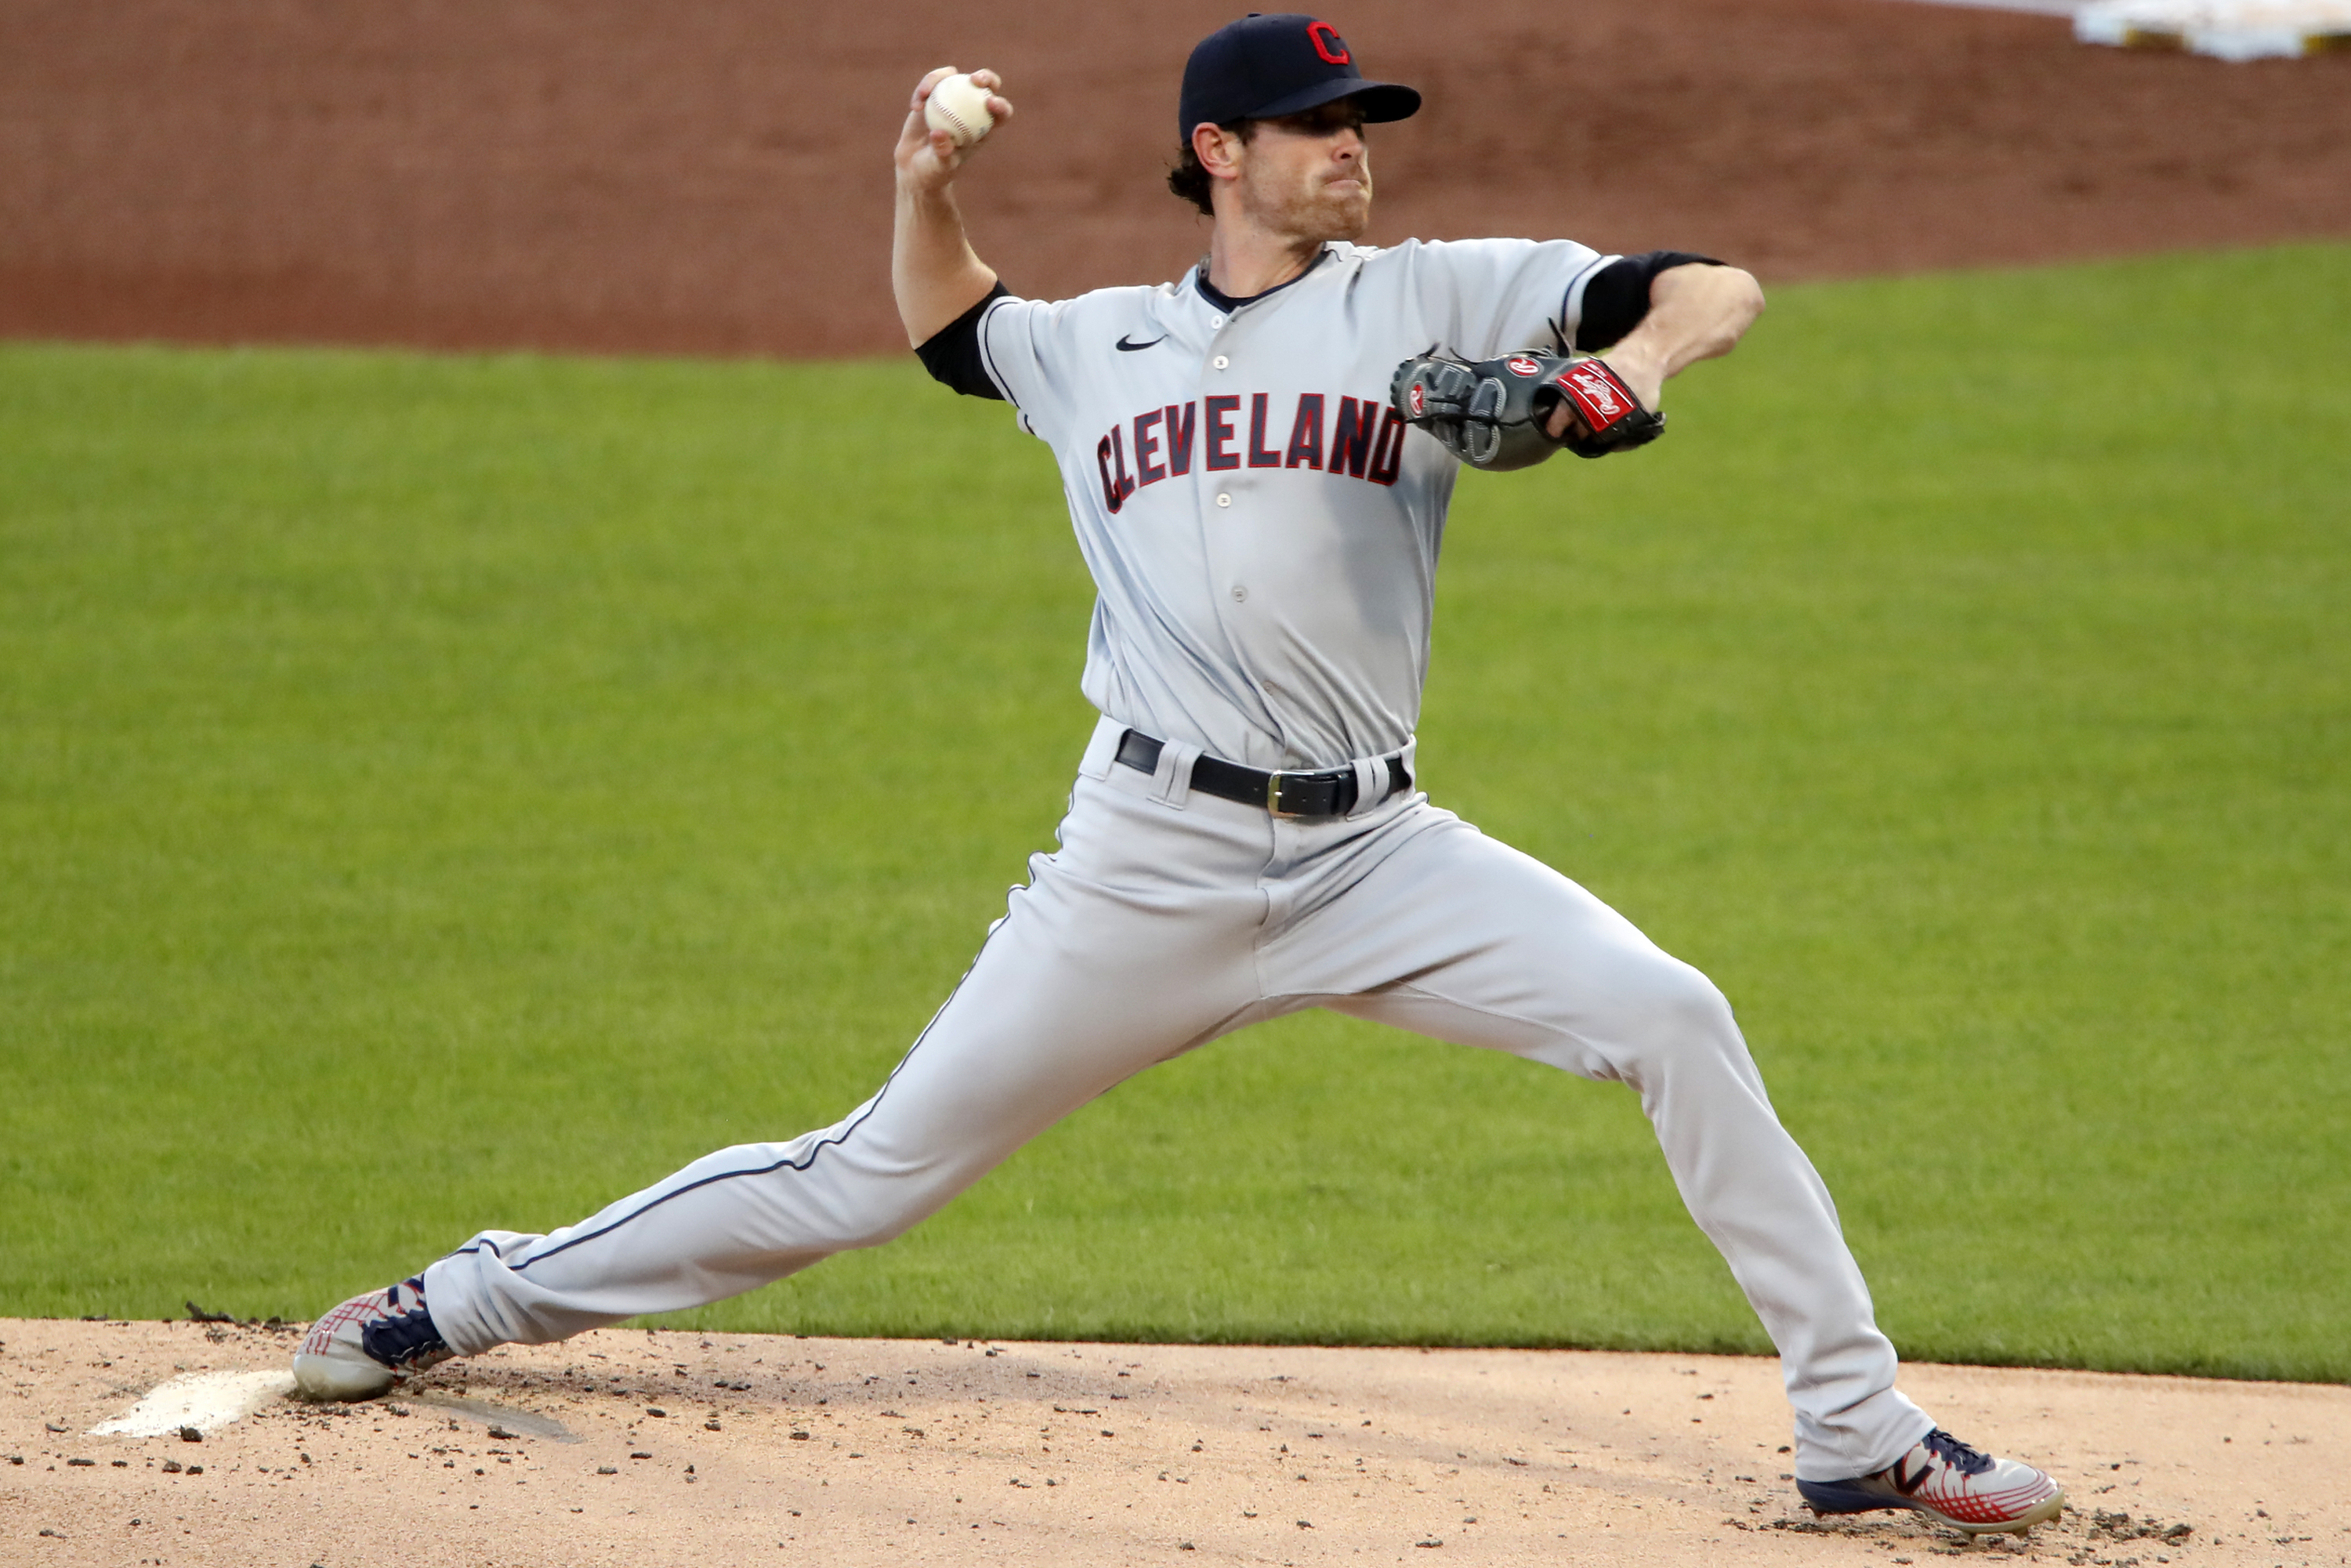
[1178,14,1422,139]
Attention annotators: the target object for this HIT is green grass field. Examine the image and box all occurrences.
[3,244,2345,1382]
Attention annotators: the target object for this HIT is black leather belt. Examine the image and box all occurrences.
[1114,729,1411,820]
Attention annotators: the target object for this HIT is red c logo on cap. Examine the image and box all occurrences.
[1307,21,1350,64]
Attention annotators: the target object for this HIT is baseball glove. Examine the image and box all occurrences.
[1389,349,1665,469]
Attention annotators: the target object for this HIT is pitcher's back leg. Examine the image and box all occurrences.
[1268,812,1932,1481]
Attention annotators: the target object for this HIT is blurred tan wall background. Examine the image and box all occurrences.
[3,0,2346,357]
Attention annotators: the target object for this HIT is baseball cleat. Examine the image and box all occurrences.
[292,1276,455,1400]
[1797,1429,2065,1534]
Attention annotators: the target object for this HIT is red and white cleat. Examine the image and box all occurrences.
[1797,1429,2065,1534]
[292,1276,454,1401]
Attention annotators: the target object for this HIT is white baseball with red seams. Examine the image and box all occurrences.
[922,71,996,147]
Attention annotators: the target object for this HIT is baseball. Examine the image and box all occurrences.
[924,70,997,148]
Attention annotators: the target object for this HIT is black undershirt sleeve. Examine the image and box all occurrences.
[1573,251,1724,353]
[914,281,1012,400]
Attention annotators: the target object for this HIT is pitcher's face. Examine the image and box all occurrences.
[1230,100,1373,244]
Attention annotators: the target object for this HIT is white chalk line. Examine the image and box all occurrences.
[84,1367,585,1444]
[88,1369,296,1437]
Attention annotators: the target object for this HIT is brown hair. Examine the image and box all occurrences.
[1166,121,1256,216]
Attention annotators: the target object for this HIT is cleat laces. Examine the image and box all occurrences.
[1918,1429,1997,1477]
[355,1276,451,1371]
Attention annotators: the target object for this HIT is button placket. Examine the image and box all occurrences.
[1204,309,1243,516]
[1196,304,1260,695]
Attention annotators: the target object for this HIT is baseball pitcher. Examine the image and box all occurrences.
[295,15,2064,1535]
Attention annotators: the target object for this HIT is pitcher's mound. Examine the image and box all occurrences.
[5,1316,2343,1566]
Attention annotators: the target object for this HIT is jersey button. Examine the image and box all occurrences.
[1209,315,1225,329]
[1215,493,1232,508]
[1230,585,1248,603]
[1212,355,1230,370]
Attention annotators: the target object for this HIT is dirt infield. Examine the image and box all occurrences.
[3,0,2348,357]
[5,1318,2346,1568]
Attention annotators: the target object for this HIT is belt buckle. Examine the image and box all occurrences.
[1265,771,1302,820]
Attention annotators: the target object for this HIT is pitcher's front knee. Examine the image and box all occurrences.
[1597,950,1751,1075]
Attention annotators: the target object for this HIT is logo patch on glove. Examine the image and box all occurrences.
[1505,356,1541,377]
[1556,363,1632,432]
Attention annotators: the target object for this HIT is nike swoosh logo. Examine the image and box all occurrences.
[1115,334,1167,352]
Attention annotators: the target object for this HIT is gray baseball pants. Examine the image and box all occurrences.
[424,715,1933,1480]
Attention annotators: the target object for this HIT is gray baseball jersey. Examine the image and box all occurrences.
[976,239,1617,772]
